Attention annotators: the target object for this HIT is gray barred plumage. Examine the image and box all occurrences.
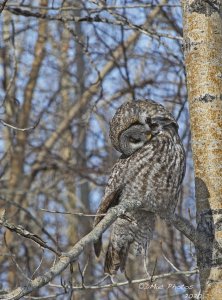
[93,100,185,275]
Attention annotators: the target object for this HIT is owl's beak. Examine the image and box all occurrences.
[147,132,152,141]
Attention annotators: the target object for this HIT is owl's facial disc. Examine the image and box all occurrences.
[119,124,152,156]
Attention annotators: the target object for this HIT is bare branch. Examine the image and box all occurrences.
[4,232,30,281]
[51,269,199,290]
[0,0,9,14]
[5,7,182,40]
[40,208,105,217]
[0,218,61,256]
[0,197,200,299]
[3,3,182,12]
[0,197,59,248]
[0,118,40,131]
[0,200,141,299]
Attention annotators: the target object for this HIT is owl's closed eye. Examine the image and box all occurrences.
[119,124,152,156]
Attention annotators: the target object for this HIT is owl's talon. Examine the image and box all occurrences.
[119,214,135,223]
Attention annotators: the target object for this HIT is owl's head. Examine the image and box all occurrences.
[110,100,178,156]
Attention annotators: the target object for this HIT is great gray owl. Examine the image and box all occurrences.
[93,100,185,275]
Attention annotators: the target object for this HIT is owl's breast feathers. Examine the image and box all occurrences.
[108,131,185,204]
[122,130,185,210]
[94,130,185,216]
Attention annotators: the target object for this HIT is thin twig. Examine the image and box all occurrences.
[0,218,61,256]
[4,232,30,281]
[77,262,85,288]
[0,197,60,248]
[3,3,182,12]
[40,208,105,217]
[6,7,182,41]
[50,269,199,290]
[2,19,17,105]
[31,249,45,279]
[0,0,9,14]
[0,118,40,131]
[0,201,142,299]
[0,199,200,300]
[160,241,181,272]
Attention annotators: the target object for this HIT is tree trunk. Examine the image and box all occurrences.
[181,1,222,299]
[0,0,48,287]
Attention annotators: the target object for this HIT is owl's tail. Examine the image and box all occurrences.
[104,211,155,275]
[104,242,129,275]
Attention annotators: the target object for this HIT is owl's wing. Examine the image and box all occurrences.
[93,186,123,257]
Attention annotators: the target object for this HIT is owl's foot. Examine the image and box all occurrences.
[119,214,135,223]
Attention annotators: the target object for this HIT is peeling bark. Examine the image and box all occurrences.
[181,0,222,298]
